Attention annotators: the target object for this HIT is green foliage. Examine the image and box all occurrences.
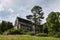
[46,12,60,25]
[37,25,43,33]
[0,21,13,33]
[31,6,42,13]
[44,27,48,34]
[26,15,33,19]
[7,28,25,34]
[36,33,48,37]
[43,23,48,34]
[7,28,35,35]
[7,28,30,35]
[25,31,35,35]
[43,11,60,37]
[48,32,60,38]
[0,31,3,35]
[57,32,60,37]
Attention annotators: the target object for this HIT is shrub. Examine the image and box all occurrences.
[36,33,48,37]
[5,28,18,34]
[53,32,60,38]
[6,28,28,35]
[48,32,55,36]
[25,31,35,35]
[48,32,60,38]
[57,32,60,37]
[0,32,2,35]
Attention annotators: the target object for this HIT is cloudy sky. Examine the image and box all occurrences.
[0,0,60,24]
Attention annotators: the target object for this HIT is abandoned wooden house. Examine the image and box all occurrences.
[14,17,34,31]
[14,17,41,32]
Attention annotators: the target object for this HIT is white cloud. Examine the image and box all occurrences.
[0,0,13,12]
[48,0,60,12]
[1,0,13,5]
[0,4,4,11]
[8,8,14,13]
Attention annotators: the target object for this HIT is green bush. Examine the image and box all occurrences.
[53,32,60,38]
[57,32,60,37]
[19,29,28,34]
[25,31,35,35]
[48,32,55,36]
[0,32,2,35]
[6,28,18,34]
[0,21,13,32]
[48,32,60,38]
[36,33,48,37]
[6,28,28,35]
[9,29,22,34]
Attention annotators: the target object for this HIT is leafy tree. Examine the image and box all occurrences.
[43,23,48,34]
[0,21,13,33]
[0,21,7,32]
[26,6,44,33]
[7,22,14,29]
[46,12,60,33]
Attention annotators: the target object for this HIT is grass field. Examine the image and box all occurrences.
[0,35,60,40]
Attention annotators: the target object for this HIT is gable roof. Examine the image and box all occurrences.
[17,17,33,24]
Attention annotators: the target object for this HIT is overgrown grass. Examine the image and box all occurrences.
[0,35,60,40]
